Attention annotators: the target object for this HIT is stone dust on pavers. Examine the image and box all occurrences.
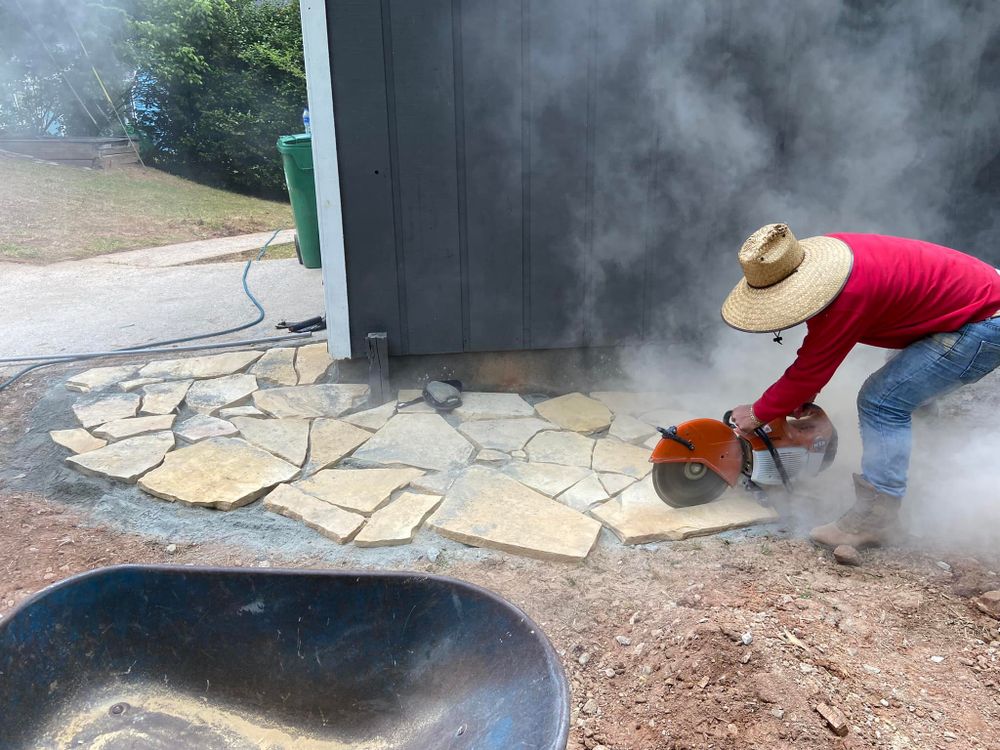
[351,413,474,472]
[500,462,591,497]
[252,383,368,418]
[589,391,676,417]
[249,347,298,386]
[293,466,425,514]
[457,417,556,452]
[65,364,139,393]
[294,342,335,385]
[353,492,442,548]
[140,380,192,415]
[137,350,263,380]
[307,418,372,470]
[524,430,595,468]
[49,428,106,454]
[608,414,657,444]
[534,392,612,433]
[66,431,175,483]
[71,393,141,428]
[591,438,654,479]
[92,414,175,441]
[263,483,365,543]
[184,374,258,414]
[231,416,309,466]
[174,414,238,443]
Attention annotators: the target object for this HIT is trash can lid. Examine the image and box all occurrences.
[276,133,312,150]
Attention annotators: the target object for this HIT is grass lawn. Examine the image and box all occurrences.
[0,155,293,263]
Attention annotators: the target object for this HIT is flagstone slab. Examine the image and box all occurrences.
[590,391,676,417]
[591,477,778,543]
[535,393,612,433]
[263,484,365,543]
[592,438,653,479]
[644,434,660,450]
[294,342,335,384]
[218,405,266,419]
[253,384,369,419]
[457,417,556,452]
[428,466,601,562]
[501,462,591,497]
[354,492,443,548]
[524,430,595,468]
[233,416,310,466]
[640,408,695,429]
[72,393,141,428]
[342,402,396,432]
[308,418,372,470]
[475,449,508,464]
[137,351,263,380]
[140,380,193,415]
[396,390,435,413]
[175,414,238,443]
[138,437,298,510]
[185,374,258,414]
[50,428,106,454]
[250,347,299,386]
[452,393,536,420]
[609,414,658,444]
[293,467,424,514]
[66,365,139,393]
[119,377,164,392]
[352,414,475,472]
[93,414,175,441]
[599,472,636,496]
[409,470,461,495]
[556,474,609,512]
[67,431,174,482]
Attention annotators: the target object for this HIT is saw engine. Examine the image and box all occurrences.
[649,403,838,507]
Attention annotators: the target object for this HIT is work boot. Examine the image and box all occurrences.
[809,474,902,549]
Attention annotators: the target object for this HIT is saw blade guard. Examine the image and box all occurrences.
[649,418,744,486]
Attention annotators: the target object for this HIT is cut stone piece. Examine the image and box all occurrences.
[263,483,365,543]
[137,350,263,380]
[609,414,658,444]
[451,393,536,420]
[138,437,299,510]
[592,438,653,479]
[50,428,106,454]
[174,414,238,443]
[429,466,601,562]
[119,377,163,392]
[501,462,591,497]
[66,365,139,393]
[591,477,778,543]
[93,414,175,441]
[253,384,369,419]
[66,431,174,482]
[218,405,265,419]
[232,416,310,466]
[352,414,475,472]
[250,347,298,386]
[535,393,612,433]
[293,467,424,514]
[294,342,335,385]
[185,374,258,414]
[599,472,636,496]
[590,391,676,417]
[342,401,396,432]
[72,393,141,428]
[556,474,609,512]
[457,417,556,452]
[354,492,443,548]
[524,430,595,468]
[140,380,193,415]
[409,471,460,496]
[475,449,508,464]
[308,418,371,470]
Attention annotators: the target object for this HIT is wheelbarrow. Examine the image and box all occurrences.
[0,566,569,749]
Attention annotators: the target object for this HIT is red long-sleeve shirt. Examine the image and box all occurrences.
[753,233,1000,423]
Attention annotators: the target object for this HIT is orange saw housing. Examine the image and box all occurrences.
[650,418,744,486]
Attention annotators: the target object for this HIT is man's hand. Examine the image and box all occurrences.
[730,404,762,436]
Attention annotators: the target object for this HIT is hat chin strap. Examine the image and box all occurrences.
[771,331,784,345]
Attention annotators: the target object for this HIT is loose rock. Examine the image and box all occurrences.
[815,702,849,736]
[834,544,863,567]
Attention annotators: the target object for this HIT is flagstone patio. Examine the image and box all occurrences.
[48,346,779,561]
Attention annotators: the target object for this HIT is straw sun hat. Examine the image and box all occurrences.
[721,223,854,333]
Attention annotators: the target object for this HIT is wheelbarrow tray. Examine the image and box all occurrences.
[0,565,569,749]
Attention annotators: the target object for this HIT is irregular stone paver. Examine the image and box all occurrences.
[429,466,601,562]
[308,418,371,470]
[93,414,175,441]
[556,474,609,512]
[396,390,435,413]
[599,472,636,496]
[643,434,660,450]
[501,462,591,497]
[119,377,163,392]
[590,391,675,417]
[294,342,335,384]
[50,428,106,454]
[253,384,369,418]
[352,414,474,472]
[185,374,258,414]
[66,431,174,482]
[592,438,653,479]
[342,401,396,432]
[175,414,238,443]
[591,477,778,543]
[524,430,595,468]
[65,365,139,393]
[452,393,536,420]
[72,393,141,428]
[535,392,612,433]
[409,471,461,496]
[137,350,263,380]
[263,483,365,543]
[138,437,298,510]
[354,492,443,548]
[250,347,298,386]
[608,414,657,444]
[218,405,266,419]
[457,417,556,452]
[639,408,694,429]
[511,450,527,460]
[475,449,508,464]
[232,416,310,466]
[140,380,192,415]
[293,467,424,514]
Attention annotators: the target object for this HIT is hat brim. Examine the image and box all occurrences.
[721,236,854,333]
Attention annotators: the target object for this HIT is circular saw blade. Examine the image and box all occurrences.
[652,461,729,507]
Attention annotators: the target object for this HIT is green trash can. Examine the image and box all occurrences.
[276,133,321,268]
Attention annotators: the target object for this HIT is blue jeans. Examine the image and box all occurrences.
[858,316,1000,497]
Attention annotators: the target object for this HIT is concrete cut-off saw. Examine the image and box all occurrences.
[649,403,838,507]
